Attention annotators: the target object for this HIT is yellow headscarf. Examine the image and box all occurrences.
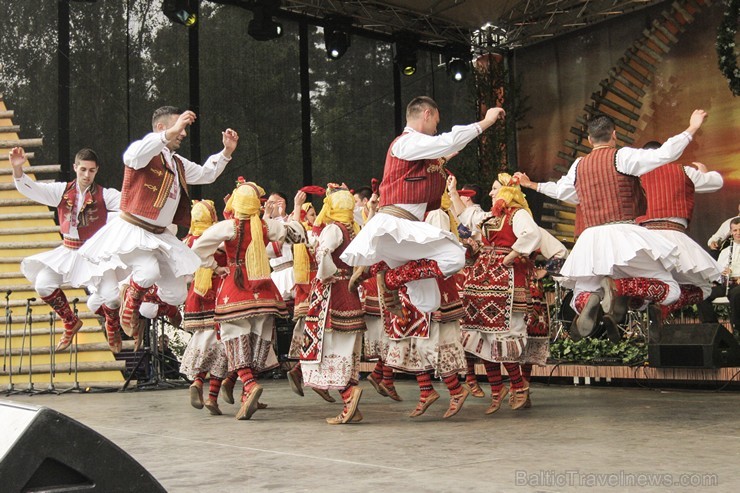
[314,185,359,235]
[232,183,271,281]
[440,190,460,240]
[189,200,218,296]
[188,200,217,236]
[492,173,532,217]
[293,202,315,285]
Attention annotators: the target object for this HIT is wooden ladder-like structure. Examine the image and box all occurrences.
[541,0,712,244]
[0,93,127,389]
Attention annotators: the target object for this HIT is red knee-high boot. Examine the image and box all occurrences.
[42,288,82,352]
[119,280,148,336]
[660,285,704,319]
[96,304,122,353]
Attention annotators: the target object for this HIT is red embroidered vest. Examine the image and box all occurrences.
[481,208,518,248]
[574,147,645,235]
[58,181,108,241]
[636,163,695,224]
[331,223,354,274]
[120,153,191,227]
[379,133,447,211]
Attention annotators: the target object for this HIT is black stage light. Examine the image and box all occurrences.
[394,33,418,76]
[324,16,352,60]
[248,5,283,41]
[163,0,197,27]
[445,44,471,82]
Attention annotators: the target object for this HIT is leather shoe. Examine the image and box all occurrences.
[236,384,263,420]
[509,387,530,410]
[485,386,509,415]
[287,367,304,396]
[220,379,235,405]
[312,387,336,403]
[465,380,486,398]
[204,398,222,416]
[443,387,469,419]
[366,373,388,397]
[409,390,440,417]
[379,382,402,401]
[189,382,204,409]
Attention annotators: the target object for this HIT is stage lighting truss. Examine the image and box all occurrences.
[445,44,471,82]
[248,3,284,41]
[394,32,418,76]
[324,15,352,60]
[162,0,198,28]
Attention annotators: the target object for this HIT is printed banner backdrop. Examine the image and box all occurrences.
[513,1,739,246]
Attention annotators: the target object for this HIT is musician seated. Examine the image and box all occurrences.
[707,201,740,256]
[698,217,740,331]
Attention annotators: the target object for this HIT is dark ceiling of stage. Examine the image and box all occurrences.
[277,0,667,49]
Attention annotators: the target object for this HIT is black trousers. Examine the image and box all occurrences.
[697,283,740,330]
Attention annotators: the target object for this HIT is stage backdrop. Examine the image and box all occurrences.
[513,0,739,246]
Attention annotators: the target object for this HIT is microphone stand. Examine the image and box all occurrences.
[36,311,60,395]
[17,297,38,394]
[3,289,20,395]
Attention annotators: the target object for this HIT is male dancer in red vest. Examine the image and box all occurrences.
[516,109,707,339]
[10,147,122,351]
[635,142,723,325]
[79,107,238,340]
[341,96,505,317]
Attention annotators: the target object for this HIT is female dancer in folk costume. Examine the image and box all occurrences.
[447,175,489,399]
[285,189,335,403]
[517,228,568,408]
[358,189,401,402]
[460,174,542,413]
[300,185,367,425]
[191,183,305,420]
[383,188,470,418]
[179,200,229,415]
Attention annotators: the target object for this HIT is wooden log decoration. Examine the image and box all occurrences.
[0,138,43,149]
[0,164,61,175]
[0,110,13,119]
[625,48,658,73]
[642,29,671,54]
[599,79,643,108]
[616,58,652,85]
[0,151,35,161]
[543,202,576,213]
[594,93,641,121]
[652,19,679,43]
[0,125,21,133]
[608,69,646,97]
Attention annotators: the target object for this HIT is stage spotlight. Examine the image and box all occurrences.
[324,16,352,60]
[394,33,418,76]
[162,0,197,28]
[248,5,283,41]
[445,44,471,82]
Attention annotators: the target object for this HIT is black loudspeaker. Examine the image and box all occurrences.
[648,323,740,368]
[0,401,166,492]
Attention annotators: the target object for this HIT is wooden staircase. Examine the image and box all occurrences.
[0,93,125,389]
[541,0,711,244]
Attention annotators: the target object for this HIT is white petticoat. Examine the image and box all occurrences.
[560,224,680,282]
[21,245,95,288]
[78,216,200,284]
[651,229,721,293]
[340,213,465,313]
[271,267,295,301]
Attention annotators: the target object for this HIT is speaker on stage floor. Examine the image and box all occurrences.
[0,401,166,492]
[648,323,740,369]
